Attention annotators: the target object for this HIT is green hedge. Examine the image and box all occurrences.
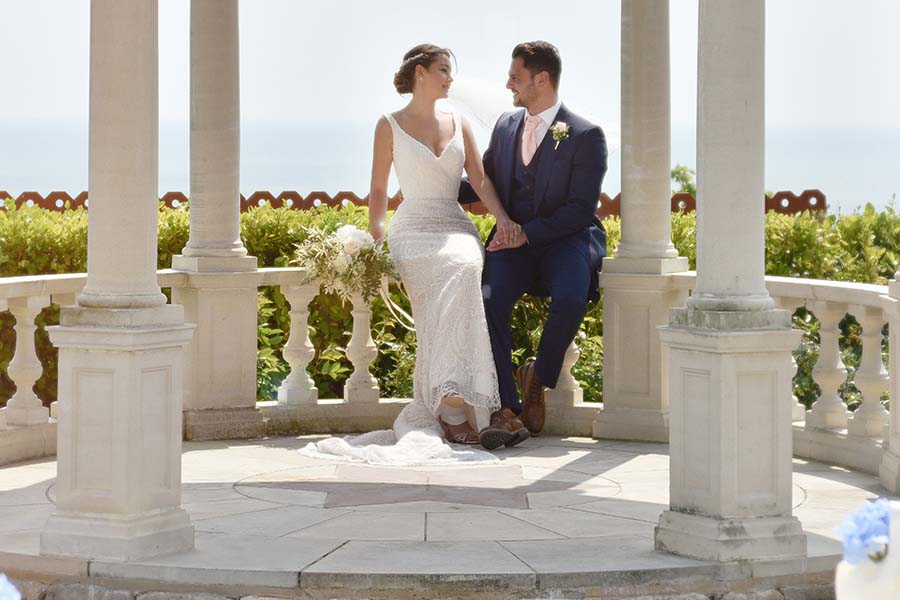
[0,199,897,409]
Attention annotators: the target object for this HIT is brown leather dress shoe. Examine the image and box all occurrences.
[479,408,530,450]
[517,360,546,436]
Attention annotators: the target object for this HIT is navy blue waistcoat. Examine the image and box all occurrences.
[509,134,539,225]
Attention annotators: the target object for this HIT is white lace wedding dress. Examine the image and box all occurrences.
[299,111,501,466]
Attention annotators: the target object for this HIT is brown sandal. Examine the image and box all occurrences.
[439,420,481,445]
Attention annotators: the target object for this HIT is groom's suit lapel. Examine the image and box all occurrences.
[532,104,568,212]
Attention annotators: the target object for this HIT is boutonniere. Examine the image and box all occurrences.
[551,122,569,149]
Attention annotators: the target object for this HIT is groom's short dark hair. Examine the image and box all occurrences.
[512,41,561,90]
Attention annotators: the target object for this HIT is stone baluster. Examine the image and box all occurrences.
[553,341,582,397]
[545,340,595,436]
[4,296,51,426]
[344,294,379,403]
[277,285,319,406]
[806,300,852,429]
[848,306,889,437]
[773,296,807,422]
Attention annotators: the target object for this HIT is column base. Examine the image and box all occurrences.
[183,407,266,441]
[41,506,193,562]
[4,404,49,426]
[172,254,258,273]
[597,260,689,444]
[593,406,669,443]
[655,510,806,562]
[172,270,262,416]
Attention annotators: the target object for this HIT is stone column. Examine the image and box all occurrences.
[172,0,264,440]
[654,0,806,562]
[879,275,900,491]
[41,0,194,561]
[595,0,690,442]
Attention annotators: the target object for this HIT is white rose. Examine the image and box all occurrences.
[343,239,361,255]
[555,121,569,133]
[335,224,368,255]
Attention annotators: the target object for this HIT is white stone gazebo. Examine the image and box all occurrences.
[1,0,899,597]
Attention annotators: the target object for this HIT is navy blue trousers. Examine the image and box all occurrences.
[481,236,591,414]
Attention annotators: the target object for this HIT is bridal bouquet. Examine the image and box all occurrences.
[834,498,899,599]
[293,224,394,303]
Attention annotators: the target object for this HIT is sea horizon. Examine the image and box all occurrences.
[2,119,898,214]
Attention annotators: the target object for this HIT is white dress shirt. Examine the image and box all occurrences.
[523,99,562,149]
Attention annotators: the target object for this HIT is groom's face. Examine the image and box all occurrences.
[507,58,537,109]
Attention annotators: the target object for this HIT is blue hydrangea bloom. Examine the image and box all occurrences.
[0,574,21,600]
[836,498,891,564]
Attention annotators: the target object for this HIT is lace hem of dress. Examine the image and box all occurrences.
[430,380,501,417]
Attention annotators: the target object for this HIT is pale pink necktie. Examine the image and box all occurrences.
[521,115,543,166]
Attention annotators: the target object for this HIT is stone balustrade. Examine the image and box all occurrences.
[0,268,893,478]
[671,272,892,475]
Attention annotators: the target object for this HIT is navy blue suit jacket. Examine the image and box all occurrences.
[459,104,608,301]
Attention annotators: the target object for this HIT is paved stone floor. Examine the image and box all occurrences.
[0,435,883,597]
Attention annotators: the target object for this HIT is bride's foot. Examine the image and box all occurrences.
[441,395,466,409]
[440,420,480,445]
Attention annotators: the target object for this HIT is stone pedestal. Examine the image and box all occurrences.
[878,281,900,491]
[41,306,194,561]
[655,309,806,562]
[171,270,265,440]
[595,262,688,442]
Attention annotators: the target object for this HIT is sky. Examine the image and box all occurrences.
[2,0,899,209]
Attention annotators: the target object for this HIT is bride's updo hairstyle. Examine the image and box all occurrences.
[393,44,453,94]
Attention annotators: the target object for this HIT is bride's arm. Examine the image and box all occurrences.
[369,116,392,244]
[460,115,519,245]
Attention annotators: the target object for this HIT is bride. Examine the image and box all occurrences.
[300,44,528,465]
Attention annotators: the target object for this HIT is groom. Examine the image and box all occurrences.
[460,41,608,450]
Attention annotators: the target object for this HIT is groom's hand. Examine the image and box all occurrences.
[487,229,527,252]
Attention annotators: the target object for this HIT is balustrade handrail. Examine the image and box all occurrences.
[669,271,889,308]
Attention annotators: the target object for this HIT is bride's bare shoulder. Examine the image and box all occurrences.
[373,115,393,146]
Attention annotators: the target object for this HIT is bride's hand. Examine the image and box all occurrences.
[496,217,520,246]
